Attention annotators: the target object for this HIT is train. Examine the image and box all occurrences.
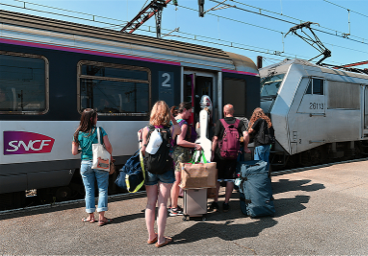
[0,10,260,208]
[260,58,368,168]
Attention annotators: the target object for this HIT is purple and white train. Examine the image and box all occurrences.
[0,10,260,207]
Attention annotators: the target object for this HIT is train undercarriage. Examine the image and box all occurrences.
[270,140,368,170]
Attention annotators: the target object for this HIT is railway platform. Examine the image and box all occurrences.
[1,159,367,255]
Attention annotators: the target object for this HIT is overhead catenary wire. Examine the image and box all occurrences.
[6,0,368,52]
[0,1,129,27]
[322,0,368,19]
[0,0,294,59]
[169,2,368,59]
[227,0,362,41]
[209,0,368,47]
[0,0,356,65]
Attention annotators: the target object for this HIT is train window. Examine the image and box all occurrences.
[0,52,48,114]
[306,81,312,94]
[260,74,285,97]
[78,61,151,116]
[81,65,148,81]
[306,78,323,95]
[313,79,323,95]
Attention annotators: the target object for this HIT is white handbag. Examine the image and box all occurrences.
[92,127,111,171]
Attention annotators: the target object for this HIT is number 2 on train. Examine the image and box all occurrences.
[161,73,171,87]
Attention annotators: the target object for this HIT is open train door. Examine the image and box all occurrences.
[183,71,217,126]
[362,85,368,138]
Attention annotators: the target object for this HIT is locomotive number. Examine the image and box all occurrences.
[161,73,171,87]
[309,102,324,109]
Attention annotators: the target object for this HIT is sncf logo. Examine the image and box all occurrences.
[3,131,55,155]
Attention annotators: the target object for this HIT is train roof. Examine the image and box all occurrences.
[0,9,258,75]
[260,58,368,80]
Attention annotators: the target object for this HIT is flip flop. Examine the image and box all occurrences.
[155,237,173,248]
[147,233,158,244]
[98,218,112,226]
[82,217,96,223]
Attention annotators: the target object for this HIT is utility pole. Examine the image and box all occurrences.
[257,56,263,69]
[121,0,173,38]
[198,0,205,17]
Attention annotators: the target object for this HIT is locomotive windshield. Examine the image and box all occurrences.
[260,74,285,98]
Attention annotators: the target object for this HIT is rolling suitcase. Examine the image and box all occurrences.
[183,188,207,221]
[237,160,275,217]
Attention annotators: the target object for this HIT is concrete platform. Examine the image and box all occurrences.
[1,160,368,255]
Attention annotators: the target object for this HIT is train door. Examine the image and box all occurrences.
[183,72,217,126]
[362,85,368,138]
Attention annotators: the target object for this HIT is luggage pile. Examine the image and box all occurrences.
[180,151,217,221]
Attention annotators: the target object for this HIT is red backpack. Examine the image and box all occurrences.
[219,119,241,159]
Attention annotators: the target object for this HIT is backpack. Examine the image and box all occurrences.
[176,119,197,144]
[219,119,241,159]
[144,125,173,174]
[255,119,275,145]
[237,160,275,217]
[115,150,145,193]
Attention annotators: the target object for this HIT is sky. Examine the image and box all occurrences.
[2,0,368,68]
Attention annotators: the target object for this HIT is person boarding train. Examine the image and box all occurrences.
[210,104,250,212]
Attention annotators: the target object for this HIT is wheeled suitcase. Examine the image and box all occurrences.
[237,160,275,217]
[182,188,207,221]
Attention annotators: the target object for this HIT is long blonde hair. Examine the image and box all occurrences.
[248,107,272,130]
[150,100,170,126]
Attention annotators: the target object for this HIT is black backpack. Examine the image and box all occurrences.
[256,119,275,145]
[144,125,173,174]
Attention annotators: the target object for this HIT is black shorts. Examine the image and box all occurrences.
[216,158,237,180]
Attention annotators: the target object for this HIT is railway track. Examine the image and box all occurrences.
[1,156,367,217]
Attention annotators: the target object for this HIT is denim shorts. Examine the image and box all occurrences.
[145,169,175,186]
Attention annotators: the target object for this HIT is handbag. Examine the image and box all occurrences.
[180,150,217,189]
[92,127,111,171]
[115,150,146,193]
[109,160,115,175]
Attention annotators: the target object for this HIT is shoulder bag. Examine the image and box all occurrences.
[92,127,111,171]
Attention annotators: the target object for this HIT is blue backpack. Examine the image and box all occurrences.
[237,160,275,217]
[115,150,145,193]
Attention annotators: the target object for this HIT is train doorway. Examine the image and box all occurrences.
[183,72,217,126]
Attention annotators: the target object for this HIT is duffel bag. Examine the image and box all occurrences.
[238,160,275,217]
[115,150,145,193]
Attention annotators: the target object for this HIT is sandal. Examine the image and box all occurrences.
[147,233,158,244]
[98,217,112,226]
[155,237,173,248]
[82,217,95,223]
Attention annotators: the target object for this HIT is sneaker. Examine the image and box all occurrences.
[169,206,183,216]
[209,201,219,211]
[167,207,173,214]
[223,203,230,212]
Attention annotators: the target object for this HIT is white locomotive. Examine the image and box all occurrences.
[260,58,368,167]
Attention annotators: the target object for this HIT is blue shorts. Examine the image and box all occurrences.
[145,169,175,186]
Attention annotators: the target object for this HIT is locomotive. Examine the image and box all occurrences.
[260,58,368,168]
